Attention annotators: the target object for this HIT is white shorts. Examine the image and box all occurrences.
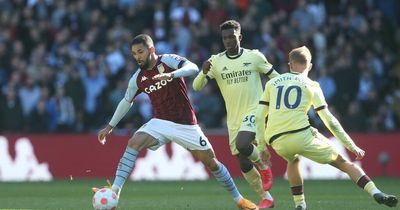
[136,118,213,151]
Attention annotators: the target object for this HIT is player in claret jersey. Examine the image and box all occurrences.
[193,20,277,209]
[92,34,259,210]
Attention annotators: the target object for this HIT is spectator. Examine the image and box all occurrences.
[317,68,336,103]
[29,98,51,133]
[0,87,24,133]
[0,0,399,133]
[342,100,367,132]
[170,0,201,27]
[193,84,223,128]
[47,85,76,132]
[18,77,41,117]
[64,66,86,131]
[82,61,108,130]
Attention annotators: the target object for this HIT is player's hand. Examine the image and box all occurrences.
[260,149,272,167]
[351,146,365,160]
[202,60,212,74]
[152,73,173,80]
[98,125,113,145]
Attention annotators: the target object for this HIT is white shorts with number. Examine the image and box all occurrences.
[136,118,212,151]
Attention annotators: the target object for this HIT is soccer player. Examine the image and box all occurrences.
[93,34,259,210]
[255,46,398,210]
[193,20,277,209]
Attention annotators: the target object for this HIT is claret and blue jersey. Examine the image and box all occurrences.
[125,54,197,125]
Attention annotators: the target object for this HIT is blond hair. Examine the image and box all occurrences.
[289,46,312,65]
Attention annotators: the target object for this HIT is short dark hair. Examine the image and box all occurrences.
[220,20,241,33]
[131,34,154,48]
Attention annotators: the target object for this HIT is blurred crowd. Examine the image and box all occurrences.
[0,0,399,134]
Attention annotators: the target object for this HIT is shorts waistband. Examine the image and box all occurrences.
[269,125,311,144]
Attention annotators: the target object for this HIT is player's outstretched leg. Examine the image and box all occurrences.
[287,158,307,210]
[240,166,274,209]
[236,133,273,192]
[236,135,274,208]
[110,146,139,195]
[330,155,398,208]
[191,149,259,210]
[92,146,139,196]
[211,162,259,210]
[248,145,273,191]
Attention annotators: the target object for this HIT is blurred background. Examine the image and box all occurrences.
[0,0,399,134]
[0,2,399,209]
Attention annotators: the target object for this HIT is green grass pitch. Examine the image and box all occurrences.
[0,178,398,209]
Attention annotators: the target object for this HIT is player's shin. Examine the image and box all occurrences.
[242,167,265,198]
[291,185,306,208]
[356,175,381,196]
[112,147,139,195]
[210,162,242,202]
[248,145,268,170]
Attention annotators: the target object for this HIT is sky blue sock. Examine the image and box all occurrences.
[211,162,242,202]
[112,147,138,190]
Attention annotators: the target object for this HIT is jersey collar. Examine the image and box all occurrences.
[225,48,244,59]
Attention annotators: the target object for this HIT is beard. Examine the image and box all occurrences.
[138,57,151,69]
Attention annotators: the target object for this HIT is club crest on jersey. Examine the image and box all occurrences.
[243,62,251,67]
[157,64,165,73]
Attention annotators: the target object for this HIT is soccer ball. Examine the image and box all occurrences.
[92,188,118,210]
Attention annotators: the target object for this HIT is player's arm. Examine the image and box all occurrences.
[153,54,199,80]
[255,83,270,152]
[265,67,280,79]
[170,59,199,77]
[193,59,213,91]
[317,108,364,159]
[313,83,365,159]
[254,50,280,79]
[98,74,139,145]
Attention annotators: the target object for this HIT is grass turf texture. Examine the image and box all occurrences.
[0,178,398,210]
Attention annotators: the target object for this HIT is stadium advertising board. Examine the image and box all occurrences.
[0,134,399,181]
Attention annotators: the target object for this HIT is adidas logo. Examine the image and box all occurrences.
[141,76,148,82]
[222,67,228,71]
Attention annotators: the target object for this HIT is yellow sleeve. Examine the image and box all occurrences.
[192,72,208,91]
[317,108,357,151]
[266,69,279,80]
[312,82,328,111]
[253,50,279,80]
[254,50,273,74]
[255,83,270,152]
[313,83,357,151]
[192,56,216,91]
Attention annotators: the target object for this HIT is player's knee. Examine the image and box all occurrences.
[292,157,300,164]
[127,132,156,151]
[288,157,300,168]
[331,155,349,169]
[235,140,252,156]
[127,138,142,150]
[237,154,253,172]
[204,158,219,171]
